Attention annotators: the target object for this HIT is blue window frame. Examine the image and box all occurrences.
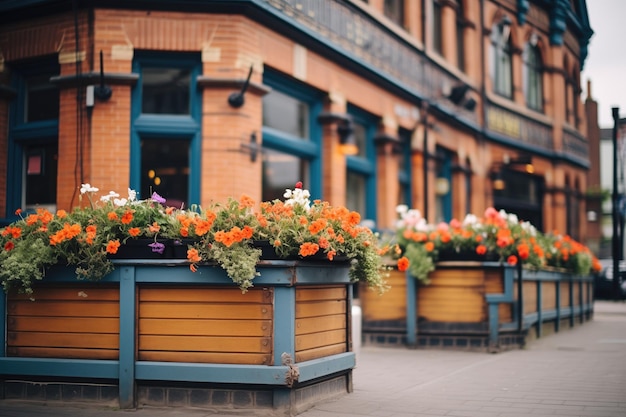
[435,146,452,222]
[5,57,59,221]
[346,105,377,223]
[131,53,201,206]
[262,70,323,200]
[398,128,413,206]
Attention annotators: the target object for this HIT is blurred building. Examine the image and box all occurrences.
[0,0,595,237]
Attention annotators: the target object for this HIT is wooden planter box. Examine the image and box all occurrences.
[360,261,594,351]
[0,260,356,415]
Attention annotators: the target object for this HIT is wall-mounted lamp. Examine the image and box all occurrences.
[240,131,262,162]
[318,112,359,156]
[228,65,253,108]
[492,171,505,191]
[446,83,477,112]
[498,15,512,41]
[491,153,534,191]
[94,50,112,101]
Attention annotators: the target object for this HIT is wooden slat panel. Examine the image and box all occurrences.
[295,315,345,335]
[6,347,118,360]
[139,318,271,337]
[140,287,271,303]
[296,330,346,351]
[295,344,346,363]
[427,269,486,286]
[418,286,485,322]
[295,300,346,318]
[296,287,346,301]
[572,283,581,307]
[360,269,406,321]
[7,286,120,360]
[8,317,119,333]
[139,350,272,365]
[9,286,119,301]
[523,281,537,315]
[8,332,118,349]
[139,303,272,320]
[8,301,119,318]
[542,282,557,310]
[138,335,271,353]
[560,282,571,306]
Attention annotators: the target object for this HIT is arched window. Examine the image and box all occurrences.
[490,18,513,98]
[523,41,543,111]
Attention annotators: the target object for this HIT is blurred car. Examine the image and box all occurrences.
[594,259,626,299]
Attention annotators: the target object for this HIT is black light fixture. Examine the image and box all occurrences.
[498,14,512,41]
[446,83,476,112]
[318,112,359,156]
[94,50,112,101]
[228,65,254,108]
[240,131,262,162]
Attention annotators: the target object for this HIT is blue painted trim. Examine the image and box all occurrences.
[297,352,354,382]
[536,281,543,338]
[485,265,515,348]
[273,286,296,366]
[406,271,417,346]
[136,361,288,385]
[118,267,136,408]
[0,358,118,379]
[555,280,561,332]
[568,278,574,327]
[0,289,5,357]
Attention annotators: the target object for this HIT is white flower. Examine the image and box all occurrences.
[113,198,128,207]
[284,187,311,210]
[80,183,99,194]
[396,204,408,214]
[127,188,137,202]
[463,213,478,226]
[100,191,120,203]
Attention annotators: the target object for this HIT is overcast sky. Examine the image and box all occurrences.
[581,0,626,128]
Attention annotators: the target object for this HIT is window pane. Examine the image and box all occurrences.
[384,0,404,26]
[346,171,366,215]
[24,143,57,209]
[262,149,309,201]
[263,90,309,139]
[432,0,443,54]
[353,122,367,158]
[25,74,59,122]
[141,68,190,114]
[141,138,189,207]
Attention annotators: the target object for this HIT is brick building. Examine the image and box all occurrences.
[0,0,594,238]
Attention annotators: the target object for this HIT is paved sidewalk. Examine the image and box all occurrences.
[2,300,626,417]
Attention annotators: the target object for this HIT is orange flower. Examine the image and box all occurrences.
[187,248,202,263]
[56,210,67,218]
[397,256,410,272]
[476,244,487,255]
[108,212,119,221]
[424,241,435,252]
[299,242,320,257]
[4,241,15,251]
[128,227,141,237]
[106,240,121,254]
[507,255,518,265]
[148,222,160,233]
[121,210,134,224]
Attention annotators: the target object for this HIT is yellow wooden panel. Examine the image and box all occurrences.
[139,286,271,303]
[138,335,272,353]
[139,350,272,365]
[360,270,406,321]
[295,329,346,351]
[295,314,346,335]
[139,303,272,320]
[542,282,557,310]
[8,332,118,349]
[560,282,570,306]
[9,286,119,301]
[418,288,484,322]
[523,281,537,315]
[428,269,486,286]
[296,286,346,301]
[7,347,118,360]
[572,283,581,307]
[139,318,272,337]
[8,317,119,334]
[295,300,346,318]
[295,344,346,362]
[8,301,119,318]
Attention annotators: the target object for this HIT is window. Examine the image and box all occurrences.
[131,53,201,206]
[262,70,323,201]
[346,106,377,222]
[434,147,452,223]
[456,0,465,71]
[432,0,443,55]
[490,20,513,98]
[384,0,405,27]
[398,129,412,206]
[523,42,543,111]
[6,59,59,217]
